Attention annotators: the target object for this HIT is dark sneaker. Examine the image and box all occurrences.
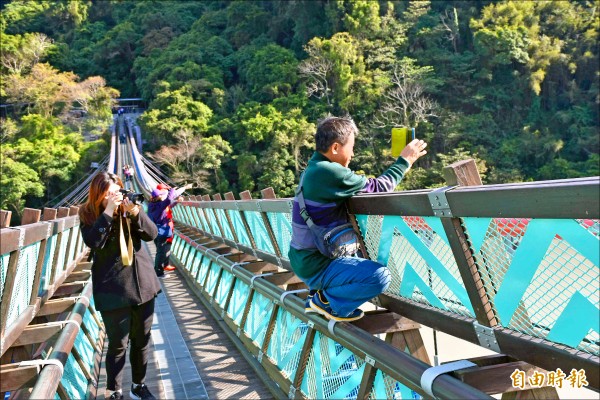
[130,384,155,400]
[305,290,319,314]
[310,292,364,322]
[109,392,123,400]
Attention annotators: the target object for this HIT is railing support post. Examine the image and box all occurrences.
[440,159,497,327]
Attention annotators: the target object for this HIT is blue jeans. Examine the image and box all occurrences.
[302,257,391,316]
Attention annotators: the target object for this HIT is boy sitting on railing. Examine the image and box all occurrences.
[289,116,428,321]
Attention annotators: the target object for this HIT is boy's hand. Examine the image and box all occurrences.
[400,139,428,166]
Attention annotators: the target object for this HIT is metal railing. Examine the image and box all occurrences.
[170,169,599,398]
[0,208,105,399]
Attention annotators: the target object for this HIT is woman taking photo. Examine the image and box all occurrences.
[79,172,159,400]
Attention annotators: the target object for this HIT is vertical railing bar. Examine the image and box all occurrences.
[356,362,377,400]
[0,246,22,339]
[439,160,498,327]
[291,326,317,399]
[28,224,51,306]
[237,191,259,254]
[223,192,240,243]
[259,188,282,259]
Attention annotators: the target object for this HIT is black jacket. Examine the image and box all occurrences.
[81,208,160,311]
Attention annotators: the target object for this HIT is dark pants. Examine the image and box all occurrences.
[100,298,155,391]
[154,236,171,276]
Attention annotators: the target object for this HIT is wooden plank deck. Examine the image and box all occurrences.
[96,241,272,399]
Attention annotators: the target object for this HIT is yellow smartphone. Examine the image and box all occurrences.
[391,127,415,157]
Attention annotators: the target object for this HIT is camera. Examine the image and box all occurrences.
[119,189,145,205]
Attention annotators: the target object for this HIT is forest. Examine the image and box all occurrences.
[1,0,598,218]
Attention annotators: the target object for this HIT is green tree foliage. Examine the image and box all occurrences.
[139,86,213,145]
[2,0,598,202]
[0,157,45,215]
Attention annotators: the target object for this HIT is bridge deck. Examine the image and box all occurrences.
[96,243,272,400]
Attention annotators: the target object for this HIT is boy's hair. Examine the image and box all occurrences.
[315,116,358,153]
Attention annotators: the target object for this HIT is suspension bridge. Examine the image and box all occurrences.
[0,112,598,399]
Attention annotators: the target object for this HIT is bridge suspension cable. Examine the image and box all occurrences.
[49,153,110,208]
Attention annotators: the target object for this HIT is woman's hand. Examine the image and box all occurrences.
[122,197,140,217]
[103,190,123,216]
[400,139,428,166]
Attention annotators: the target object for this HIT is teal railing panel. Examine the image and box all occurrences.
[228,279,250,325]
[463,217,600,355]
[0,253,10,301]
[172,236,183,260]
[267,212,293,258]
[215,208,235,242]
[205,264,221,296]
[204,209,222,237]
[357,214,474,317]
[197,254,211,285]
[39,234,57,295]
[370,370,422,400]
[55,230,68,276]
[192,207,209,233]
[244,211,275,254]
[190,249,201,277]
[66,226,79,266]
[61,353,88,400]
[180,244,191,268]
[82,308,100,345]
[6,242,40,329]
[266,308,308,380]
[301,332,365,400]
[73,323,95,375]
[243,291,274,348]
[215,269,234,307]
[227,210,253,248]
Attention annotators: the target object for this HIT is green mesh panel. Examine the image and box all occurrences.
[243,291,274,348]
[300,332,366,400]
[266,309,308,380]
[227,210,253,247]
[190,249,201,276]
[227,279,250,324]
[267,212,292,258]
[1,253,10,301]
[205,265,221,296]
[6,242,40,329]
[61,353,88,400]
[463,217,600,355]
[360,215,473,317]
[215,270,234,307]
[369,370,422,399]
[244,211,274,254]
[197,255,212,286]
[74,325,96,375]
[38,234,57,296]
[215,208,235,241]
